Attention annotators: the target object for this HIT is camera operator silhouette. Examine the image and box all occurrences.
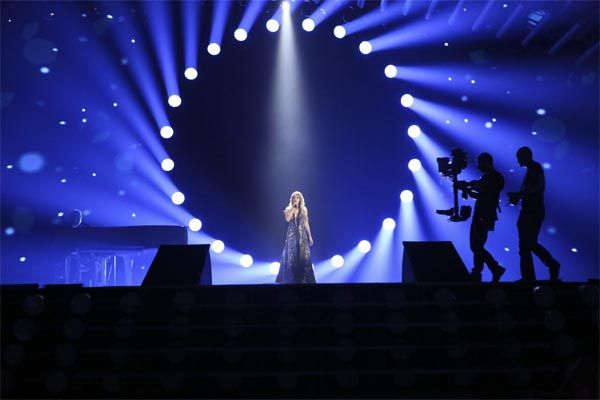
[457,153,506,282]
[507,146,560,281]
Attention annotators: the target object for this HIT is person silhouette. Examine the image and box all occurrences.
[508,146,560,281]
[457,153,505,282]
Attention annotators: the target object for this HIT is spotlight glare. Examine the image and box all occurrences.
[359,41,372,55]
[240,254,253,268]
[400,190,414,203]
[234,28,248,42]
[536,108,546,115]
[302,18,315,32]
[269,262,280,275]
[19,257,26,262]
[40,67,50,74]
[161,158,174,171]
[266,19,280,32]
[211,240,225,254]
[160,126,174,139]
[331,255,344,268]
[408,159,422,172]
[207,42,221,55]
[189,218,202,232]
[384,65,398,78]
[168,95,182,108]
[184,67,198,80]
[171,191,185,205]
[485,121,493,129]
[382,218,396,231]
[407,125,421,139]
[358,240,371,254]
[333,25,346,38]
[401,94,414,108]
[281,1,290,12]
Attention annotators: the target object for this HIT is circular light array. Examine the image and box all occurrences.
[171,191,185,205]
[168,95,182,108]
[207,43,221,56]
[359,41,372,55]
[383,218,396,231]
[401,94,414,108]
[358,240,371,254]
[384,65,398,78]
[234,28,248,42]
[333,25,346,39]
[240,254,253,268]
[266,19,280,32]
[407,124,421,138]
[160,126,174,139]
[400,190,414,203]
[408,159,422,172]
[269,262,280,275]
[161,158,174,172]
[331,255,344,268]
[184,67,198,80]
[302,18,315,32]
[189,218,202,232]
[211,240,225,254]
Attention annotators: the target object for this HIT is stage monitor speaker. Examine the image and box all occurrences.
[402,241,470,283]
[142,245,212,286]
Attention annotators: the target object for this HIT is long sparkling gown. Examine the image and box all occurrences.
[275,212,316,284]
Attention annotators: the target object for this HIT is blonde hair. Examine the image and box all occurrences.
[285,191,308,219]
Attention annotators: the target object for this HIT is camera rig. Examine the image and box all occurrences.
[436,148,472,222]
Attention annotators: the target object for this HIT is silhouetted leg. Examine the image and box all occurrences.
[518,213,536,280]
[470,219,486,278]
[528,212,561,276]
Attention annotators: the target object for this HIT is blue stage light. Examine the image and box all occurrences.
[536,108,546,115]
[571,248,578,253]
[19,257,26,262]
[401,94,414,107]
[189,218,202,232]
[168,95,182,108]
[40,67,50,74]
[408,159,422,172]
[5,227,15,236]
[211,240,225,254]
[184,67,198,80]
[161,158,174,171]
[18,152,46,173]
[384,65,397,78]
[407,125,421,139]
[207,43,221,55]
[358,240,371,254]
[234,28,248,42]
[400,190,414,203]
[359,41,372,54]
[382,218,396,231]
[266,19,280,32]
[333,25,346,38]
[270,262,280,275]
[171,191,185,205]
[302,18,315,32]
[160,126,174,139]
[240,254,253,268]
[281,1,290,12]
[485,121,493,128]
[331,255,344,268]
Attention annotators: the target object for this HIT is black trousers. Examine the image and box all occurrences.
[517,210,559,280]
[470,217,500,274]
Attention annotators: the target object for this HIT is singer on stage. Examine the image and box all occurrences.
[275,191,316,284]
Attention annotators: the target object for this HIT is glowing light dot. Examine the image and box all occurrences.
[234,28,247,42]
[189,218,202,232]
[331,255,344,268]
[400,190,414,203]
[464,118,469,123]
[52,48,58,52]
[503,4,507,7]
[19,257,26,262]
[333,25,346,38]
[536,108,546,115]
[269,262,280,275]
[485,122,493,128]
[358,240,371,254]
[82,118,87,123]
[207,42,221,55]
[266,19,280,32]
[6,165,13,169]
[492,118,497,122]
[408,159,422,172]
[461,95,468,102]
[407,125,421,139]
[58,212,64,217]
[359,41,372,54]
[81,108,86,112]
[383,218,396,230]
[531,131,538,136]
[542,162,551,169]
[168,95,182,108]
[571,248,578,253]
[504,247,510,252]
[446,120,450,124]
[107,14,113,19]
[5,227,15,236]
[400,94,414,108]
[131,213,136,218]
[161,158,174,172]
[444,42,449,47]
[384,65,397,78]
[59,121,66,125]
[40,67,50,74]
[448,77,452,81]
[160,126,174,139]
[302,18,315,32]
[470,79,476,84]
[171,191,185,205]
[92,172,96,177]
[240,254,253,268]
[184,67,198,80]
[211,240,225,254]
[112,102,118,107]
[130,38,135,43]
[60,178,67,183]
